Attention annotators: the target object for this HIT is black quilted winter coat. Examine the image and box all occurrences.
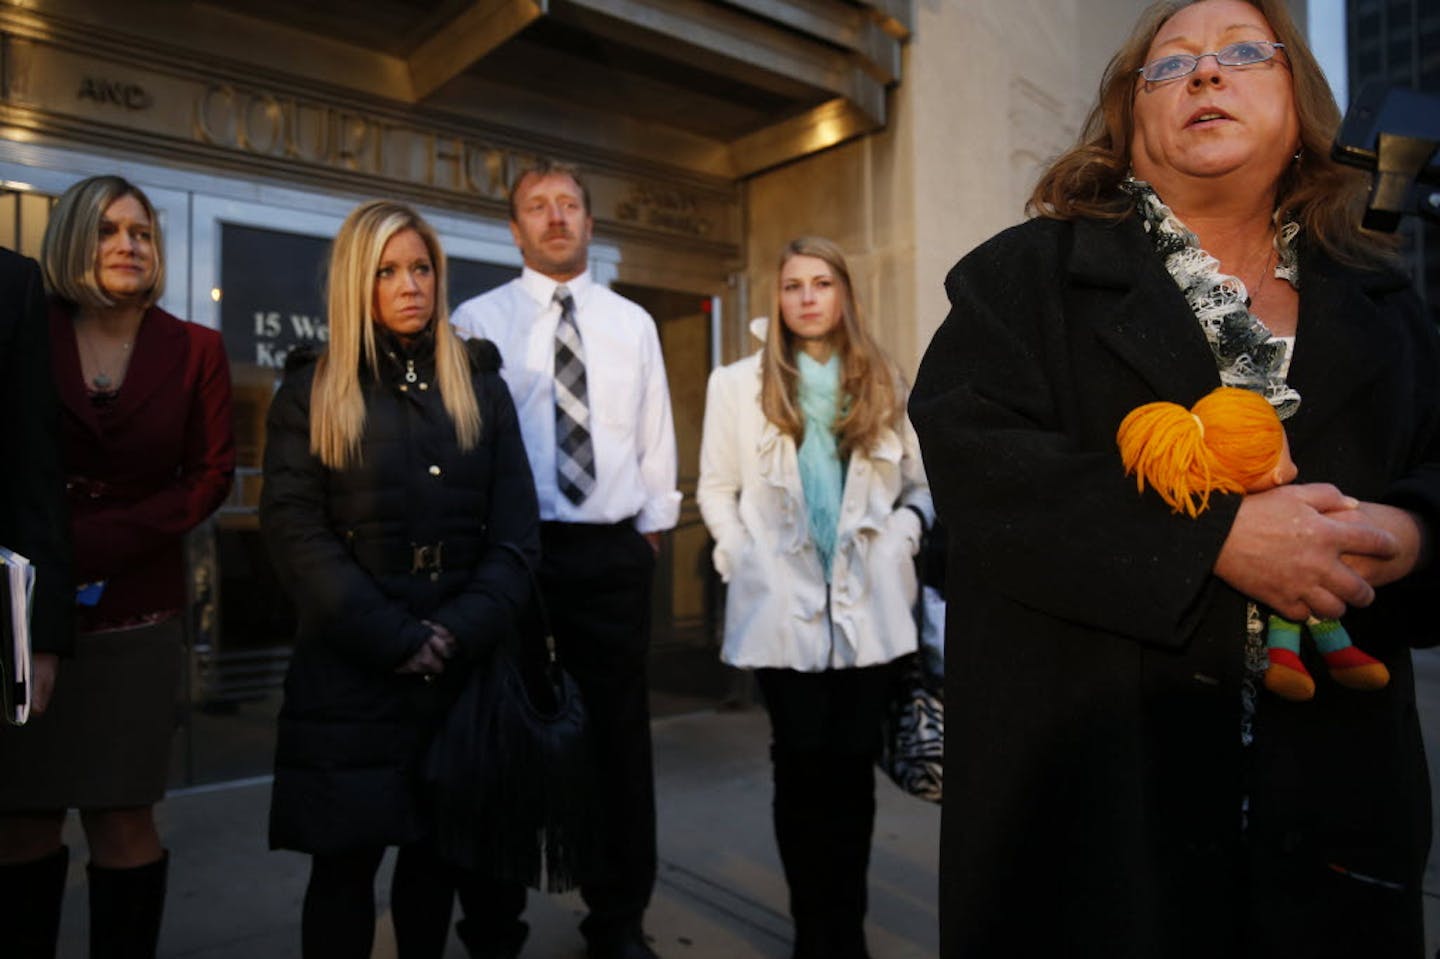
[260,330,539,854]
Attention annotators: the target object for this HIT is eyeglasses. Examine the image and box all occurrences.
[1137,40,1286,83]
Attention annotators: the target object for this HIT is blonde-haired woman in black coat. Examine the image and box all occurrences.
[261,199,539,958]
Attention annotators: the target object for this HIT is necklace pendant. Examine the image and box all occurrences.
[92,373,113,390]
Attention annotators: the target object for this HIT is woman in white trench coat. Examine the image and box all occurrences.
[697,236,932,959]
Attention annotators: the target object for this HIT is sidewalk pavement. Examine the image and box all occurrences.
[53,648,1440,958]
[56,705,941,959]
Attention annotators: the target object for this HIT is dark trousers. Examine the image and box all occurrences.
[303,843,457,959]
[461,520,658,948]
[756,664,894,959]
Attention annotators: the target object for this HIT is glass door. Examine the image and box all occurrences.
[612,283,730,716]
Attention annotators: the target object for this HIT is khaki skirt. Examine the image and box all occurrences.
[0,619,184,811]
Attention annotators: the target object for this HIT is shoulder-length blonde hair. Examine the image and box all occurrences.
[1027,0,1392,267]
[310,200,481,470]
[40,175,165,309]
[761,236,901,458]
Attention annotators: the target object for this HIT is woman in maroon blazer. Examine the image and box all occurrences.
[0,176,234,959]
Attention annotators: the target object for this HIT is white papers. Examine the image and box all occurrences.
[0,546,35,725]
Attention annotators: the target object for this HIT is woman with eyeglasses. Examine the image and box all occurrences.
[911,1,1437,956]
[260,200,539,958]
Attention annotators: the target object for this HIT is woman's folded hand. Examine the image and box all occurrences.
[394,626,457,675]
[1214,483,1399,621]
[1331,502,1428,588]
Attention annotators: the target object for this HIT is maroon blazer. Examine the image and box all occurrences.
[49,301,235,631]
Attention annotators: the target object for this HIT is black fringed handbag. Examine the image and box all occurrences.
[423,543,593,891]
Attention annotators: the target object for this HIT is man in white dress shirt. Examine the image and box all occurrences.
[450,160,680,959]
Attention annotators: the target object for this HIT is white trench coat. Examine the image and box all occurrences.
[697,352,934,671]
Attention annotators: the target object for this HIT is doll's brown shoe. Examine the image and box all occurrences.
[1264,648,1316,702]
[1323,646,1390,691]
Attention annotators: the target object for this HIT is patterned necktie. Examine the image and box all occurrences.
[553,285,596,504]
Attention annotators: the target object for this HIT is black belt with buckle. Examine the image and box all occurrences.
[346,536,484,577]
[411,542,443,574]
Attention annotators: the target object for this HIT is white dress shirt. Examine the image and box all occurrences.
[451,267,681,533]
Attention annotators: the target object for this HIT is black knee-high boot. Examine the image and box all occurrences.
[825,753,877,959]
[772,747,832,959]
[454,873,529,959]
[0,845,69,959]
[87,850,168,959]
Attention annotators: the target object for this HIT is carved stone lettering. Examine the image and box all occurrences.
[192,83,534,206]
[284,101,329,163]
[182,82,734,244]
[242,94,284,155]
[466,147,506,200]
[78,76,153,111]
[195,86,239,147]
[616,184,713,238]
[428,135,465,191]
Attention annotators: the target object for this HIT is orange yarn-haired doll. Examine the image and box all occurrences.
[1116,386,1390,702]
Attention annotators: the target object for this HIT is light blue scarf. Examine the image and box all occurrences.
[796,351,844,581]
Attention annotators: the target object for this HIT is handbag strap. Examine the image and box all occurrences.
[496,541,557,665]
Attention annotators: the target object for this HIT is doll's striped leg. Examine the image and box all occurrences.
[1264,615,1316,702]
[1307,618,1390,691]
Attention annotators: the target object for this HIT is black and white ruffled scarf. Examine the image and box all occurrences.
[1123,177,1301,419]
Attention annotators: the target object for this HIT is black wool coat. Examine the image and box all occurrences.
[910,215,1440,959]
[261,333,540,855]
[0,249,71,655]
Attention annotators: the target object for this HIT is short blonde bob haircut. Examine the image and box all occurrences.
[1028,0,1392,268]
[309,200,481,470]
[761,236,902,458]
[40,175,165,309]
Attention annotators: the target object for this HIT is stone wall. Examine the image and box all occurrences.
[741,0,1150,377]
[741,0,1304,377]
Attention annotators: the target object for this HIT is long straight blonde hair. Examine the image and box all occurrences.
[310,200,481,469]
[760,236,901,457]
